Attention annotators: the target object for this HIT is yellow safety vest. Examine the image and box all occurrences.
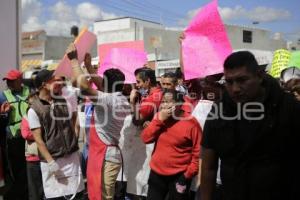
[3,86,29,137]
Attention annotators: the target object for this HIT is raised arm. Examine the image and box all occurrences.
[179,32,185,75]
[83,53,103,91]
[141,117,164,144]
[141,108,171,143]
[66,43,100,102]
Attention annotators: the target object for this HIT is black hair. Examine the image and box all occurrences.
[135,68,157,86]
[163,89,184,104]
[134,67,147,76]
[175,68,184,79]
[103,68,125,92]
[224,51,259,74]
[187,78,202,100]
[162,72,177,84]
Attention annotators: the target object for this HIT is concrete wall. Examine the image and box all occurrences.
[143,27,181,60]
[225,24,286,51]
[96,29,136,45]
[94,17,163,46]
[22,41,45,58]
[129,18,163,30]
[94,18,132,34]
[0,0,20,89]
[44,36,73,60]
[22,53,43,60]
[21,35,97,64]
[288,41,300,50]
[94,17,162,34]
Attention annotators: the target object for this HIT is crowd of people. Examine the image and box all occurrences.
[0,37,300,200]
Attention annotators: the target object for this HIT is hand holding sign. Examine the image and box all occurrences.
[66,43,78,60]
[55,28,96,77]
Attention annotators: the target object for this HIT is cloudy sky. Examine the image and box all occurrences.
[22,0,300,41]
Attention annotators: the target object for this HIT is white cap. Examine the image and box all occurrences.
[280,67,300,83]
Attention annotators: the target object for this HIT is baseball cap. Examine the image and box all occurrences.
[280,67,300,83]
[34,69,55,88]
[2,69,22,81]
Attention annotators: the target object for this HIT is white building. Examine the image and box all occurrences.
[93,17,287,75]
[94,17,181,62]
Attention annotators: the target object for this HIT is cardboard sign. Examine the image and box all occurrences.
[288,51,300,69]
[55,28,97,77]
[98,40,144,63]
[98,48,147,83]
[269,49,291,78]
[182,0,232,80]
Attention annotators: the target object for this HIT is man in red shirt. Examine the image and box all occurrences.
[160,72,177,91]
[141,89,201,200]
[130,68,163,126]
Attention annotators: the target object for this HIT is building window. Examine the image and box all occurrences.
[243,30,252,43]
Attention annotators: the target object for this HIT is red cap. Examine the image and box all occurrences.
[3,70,22,81]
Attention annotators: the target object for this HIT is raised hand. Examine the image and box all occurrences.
[66,43,78,60]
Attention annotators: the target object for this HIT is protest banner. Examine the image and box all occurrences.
[288,51,300,69]
[98,40,144,63]
[98,48,147,83]
[182,0,232,80]
[269,49,291,78]
[55,28,97,77]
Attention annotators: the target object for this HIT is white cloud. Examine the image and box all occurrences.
[101,12,118,20]
[246,7,291,22]
[21,0,43,31]
[218,6,246,21]
[50,1,74,22]
[21,0,119,36]
[180,5,291,26]
[76,2,118,27]
[44,1,77,35]
[22,16,43,31]
[21,0,42,23]
[44,19,78,36]
[178,8,198,26]
[76,2,101,21]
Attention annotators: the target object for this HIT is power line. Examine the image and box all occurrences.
[107,0,180,23]
[120,0,181,25]
[99,0,181,25]
[132,0,185,19]
[123,0,183,20]
[98,1,161,22]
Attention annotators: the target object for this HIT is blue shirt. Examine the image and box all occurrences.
[0,92,7,104]
[82,104,93,161]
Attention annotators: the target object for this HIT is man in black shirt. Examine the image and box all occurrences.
[200,51,300,200]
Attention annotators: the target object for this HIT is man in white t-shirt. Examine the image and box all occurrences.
[68,45,130,200]
[28,69,84,199]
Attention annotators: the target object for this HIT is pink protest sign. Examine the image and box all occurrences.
[182,0,232,80]
[98,40,145,63]
[98,48,147,83]
[55,28,97,77]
